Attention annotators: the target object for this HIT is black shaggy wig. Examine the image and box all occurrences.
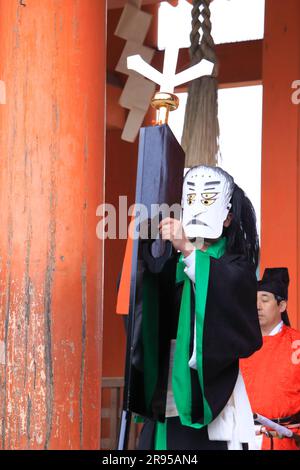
[223,184,259,269]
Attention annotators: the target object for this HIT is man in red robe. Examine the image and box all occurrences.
[240,268,300,450]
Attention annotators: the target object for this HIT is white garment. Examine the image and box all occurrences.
[207,371,258,450]
[183,250,198,369]
[183,249,196,283]
[165,340,179,418]
[269,321,283,336]
[166,340,257,449]
[254,426,264,450]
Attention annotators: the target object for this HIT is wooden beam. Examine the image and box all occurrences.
[108,39,263,93]
[152,40,263,90]
[107,39,263,130]
[107,0,174,9]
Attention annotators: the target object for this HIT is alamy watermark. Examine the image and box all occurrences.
[96,196,182,240]
[291,80,300,104]
[291,339,300,365]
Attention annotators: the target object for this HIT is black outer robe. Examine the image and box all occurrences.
[128,251,263,449]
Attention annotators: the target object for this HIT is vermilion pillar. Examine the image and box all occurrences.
[261,0,300,329]
[0,0,106,449]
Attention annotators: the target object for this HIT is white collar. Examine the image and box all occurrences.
[268,321,283,336]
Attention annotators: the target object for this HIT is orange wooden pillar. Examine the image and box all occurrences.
[261,0,300,329]
[0,0,106,449]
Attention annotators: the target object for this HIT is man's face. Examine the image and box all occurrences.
[182,167,232,239]
[257,291,286,331]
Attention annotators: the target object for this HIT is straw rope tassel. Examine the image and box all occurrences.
[181,0,219,168]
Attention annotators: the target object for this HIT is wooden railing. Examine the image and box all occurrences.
[101,377,140,450]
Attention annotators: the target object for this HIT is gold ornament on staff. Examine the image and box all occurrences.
[151,92,179,125]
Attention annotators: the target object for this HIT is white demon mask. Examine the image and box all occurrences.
[182,166,235,240]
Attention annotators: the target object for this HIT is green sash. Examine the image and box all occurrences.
[172,238,226,428]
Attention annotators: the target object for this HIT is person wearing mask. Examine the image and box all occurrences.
[136,165,262,450]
